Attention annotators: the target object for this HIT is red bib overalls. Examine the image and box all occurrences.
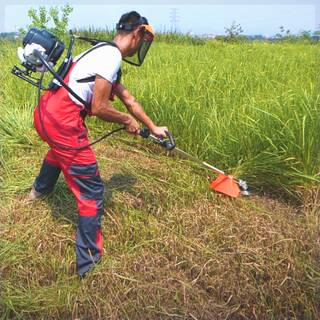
[33,62,105,277]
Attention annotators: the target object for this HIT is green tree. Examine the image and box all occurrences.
[224,21,245,42]
[19,5,73,38]
[275,25,295,41]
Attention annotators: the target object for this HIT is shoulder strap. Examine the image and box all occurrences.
[77,68,122,84]
[77,41,115,62]
[76,41,121,84]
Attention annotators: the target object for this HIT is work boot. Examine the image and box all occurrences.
[27,186,47,201]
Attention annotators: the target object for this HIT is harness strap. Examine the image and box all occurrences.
[77,69,122,84]
[72,40,122,118]
[76,41,122,84]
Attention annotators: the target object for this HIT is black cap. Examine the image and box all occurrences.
[116,11,148,31]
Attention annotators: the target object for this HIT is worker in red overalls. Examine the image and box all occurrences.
[28,11,168,277]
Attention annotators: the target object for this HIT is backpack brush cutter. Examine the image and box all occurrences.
[139,129,250,198]
[12,28,249,198]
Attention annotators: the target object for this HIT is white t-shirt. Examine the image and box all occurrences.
[68,44,122,106]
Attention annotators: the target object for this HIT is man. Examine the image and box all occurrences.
[29,11,168,277]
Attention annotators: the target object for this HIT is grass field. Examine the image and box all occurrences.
[0,36,319,319]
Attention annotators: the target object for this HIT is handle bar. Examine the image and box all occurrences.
[139,128,176,151]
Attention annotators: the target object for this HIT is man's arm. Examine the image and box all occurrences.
[91,76,140,134]
[114,83,168,137]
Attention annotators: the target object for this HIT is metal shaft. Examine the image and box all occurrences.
[174,147,225,175]
[147,135,249,193]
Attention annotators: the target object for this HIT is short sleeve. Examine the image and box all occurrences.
[92,46,122,83]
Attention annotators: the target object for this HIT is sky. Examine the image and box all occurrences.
[2,3,318,36]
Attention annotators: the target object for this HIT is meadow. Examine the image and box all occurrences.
[0,35,319,319]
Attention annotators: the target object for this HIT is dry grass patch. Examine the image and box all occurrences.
[1,142,319,319]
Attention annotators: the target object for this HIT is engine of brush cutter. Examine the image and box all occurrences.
[12,28,67,89]
[17,28,65,72]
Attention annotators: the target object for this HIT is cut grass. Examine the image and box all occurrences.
[0,140,319,319]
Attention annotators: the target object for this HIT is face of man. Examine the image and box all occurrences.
[127,28,144,57]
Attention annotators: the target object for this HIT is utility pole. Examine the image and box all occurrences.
[170,7,179,32]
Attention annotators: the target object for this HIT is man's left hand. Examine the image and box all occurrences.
[150,126,169,139]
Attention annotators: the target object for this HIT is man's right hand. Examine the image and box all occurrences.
[124,116,140,135]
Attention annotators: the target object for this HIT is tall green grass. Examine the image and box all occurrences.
[123,41,320,196]
[0,37,319,198]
